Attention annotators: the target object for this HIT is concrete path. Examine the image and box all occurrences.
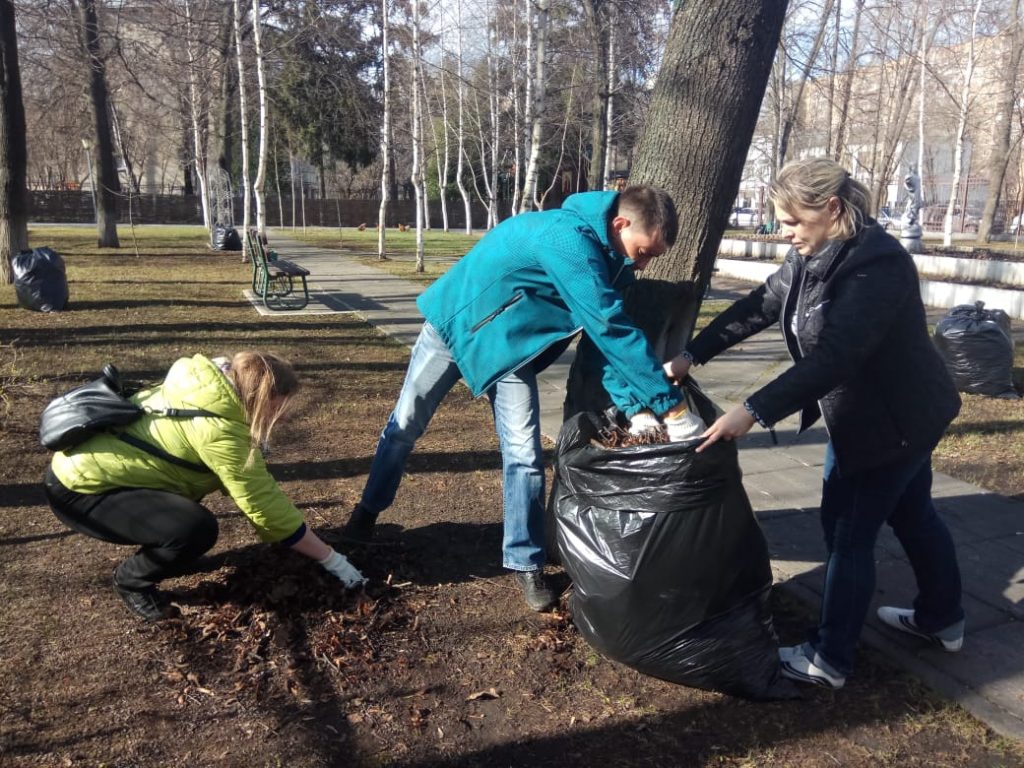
[253,236,1024,742]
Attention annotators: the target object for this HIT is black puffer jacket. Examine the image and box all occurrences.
[688,223,960,477]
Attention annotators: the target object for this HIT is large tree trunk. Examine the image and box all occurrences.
[0,0,29,283]
[212,1,236,176]
[377,0,391,258]
[979,0,1022,242]
[233,0,251,244]
[75,0,120,248]
[520,0,549,212]
[583,0,609,191]
[455,0,471,233]
[566,0,788,415]
[251,0,268,237]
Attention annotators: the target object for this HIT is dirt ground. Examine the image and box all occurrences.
[2,240,1024,767]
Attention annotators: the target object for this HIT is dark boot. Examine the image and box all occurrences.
[113,571,173,622]
[342,504,377,543]
[515,569,557,612]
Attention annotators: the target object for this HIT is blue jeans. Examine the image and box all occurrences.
[809,443,963,676]
[360,323,546,572]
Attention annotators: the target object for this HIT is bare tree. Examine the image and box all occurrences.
[250,0,268,237]
[233,0,251,242]
[520,0,549,211]
[832,0,864,164]
[185,0,212,229]
[942,0,983,248]
[74,0,120,247]
[0,0,29,283]
[455,0,471,233]
[378,0,391,258]
[410,0,425,270]
[978,0,1023,241]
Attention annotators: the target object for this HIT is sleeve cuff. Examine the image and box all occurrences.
[681,349,703,366]
[743,399,770,429]
[277,522,307,547]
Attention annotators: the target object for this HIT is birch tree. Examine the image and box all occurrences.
[378,0,391,258]
[410,0,425,271]
[454,0,472,233]
[520,0,549,212]
[185,0,211,231]
[601,7,616,187]
[233,0,251,244]
[432,29,450,232]
[1,0,28,282]
[978,0,1023,242]
[832,0,864,163]
[942,0,983,248]
[251,0,268,237]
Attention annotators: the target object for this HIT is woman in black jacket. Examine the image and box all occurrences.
[664,158,964,689]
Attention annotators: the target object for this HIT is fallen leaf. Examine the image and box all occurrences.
[466,687,501,702]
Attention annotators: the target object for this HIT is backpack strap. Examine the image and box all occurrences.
[117,406,221,473]
[117,434,210,474]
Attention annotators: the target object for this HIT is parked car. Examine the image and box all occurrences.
[730,207,761,227]
[876,206,896,230]
[921,204,980,233]
[1009,212,1023,235]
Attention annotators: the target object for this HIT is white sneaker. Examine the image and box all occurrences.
[876,607,964,652]
[779,644,846,690]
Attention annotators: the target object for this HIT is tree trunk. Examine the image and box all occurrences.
[0,0,29,283]
[777,0,834,167]
[377,0,391,258]
[978,0,1022,242]
[185,0,211,230]
[832,0,864,164]
[212,1,236,176]
[251,0,268,237]
[455,0,471,234]
[943,0,982,248]
[234,0,251,248]
[583,0,609,191]
[75,0,120,248]
[602,11,615,187]
[520,0,549,212]
[411,0,425,271]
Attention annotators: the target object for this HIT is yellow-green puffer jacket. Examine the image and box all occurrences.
[50,354,305,543]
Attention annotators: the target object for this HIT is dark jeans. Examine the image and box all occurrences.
[809,444,964,675]
[44,467,218,590]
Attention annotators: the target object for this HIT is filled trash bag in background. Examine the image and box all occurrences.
[212,223,242,251]
[13,247,69,312]
[552,386,795,700]
[934,301,1019,399]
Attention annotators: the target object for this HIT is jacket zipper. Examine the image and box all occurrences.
[791,265,835,450]
[470,292,524,333]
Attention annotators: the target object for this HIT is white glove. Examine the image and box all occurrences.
[318,549,367,588]
[664,407,706,442]
[628,410,661,436]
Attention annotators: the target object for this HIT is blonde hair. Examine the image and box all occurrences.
[227,351,299,454]
[769,157,873,241]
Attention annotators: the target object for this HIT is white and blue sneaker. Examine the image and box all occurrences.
[779,643,846,689]
[876,606,964,652]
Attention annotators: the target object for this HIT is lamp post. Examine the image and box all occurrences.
[80,137,98,223]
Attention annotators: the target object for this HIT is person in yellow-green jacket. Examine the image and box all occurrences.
[43,351,365,622]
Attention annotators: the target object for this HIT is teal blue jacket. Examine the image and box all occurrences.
[416,191,681,417]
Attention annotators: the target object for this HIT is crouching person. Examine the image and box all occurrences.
[44,352,365,621]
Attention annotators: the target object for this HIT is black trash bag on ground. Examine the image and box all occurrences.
[552,385,796,700]
[934,301,1019,399]
[12,247,69,312]
[212,223,242,251]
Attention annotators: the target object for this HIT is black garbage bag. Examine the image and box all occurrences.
[212,223,242,251]
[934,301,1019,399]
[552,386,795,700]
[12,247,69,312]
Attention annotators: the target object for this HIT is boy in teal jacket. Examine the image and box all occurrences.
[345,186,683,611]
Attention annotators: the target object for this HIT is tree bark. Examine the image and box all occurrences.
[75,0,120,248]
[251,0,268,237]
[377,0,390,257]
[978,0,1022,242]
[233,0,251,246]
[583,0,609,191]
[212,1,236,176]
[832,0,864,164]
[0,0,29,283]
[520,0,549,211]
[455,0,471,233]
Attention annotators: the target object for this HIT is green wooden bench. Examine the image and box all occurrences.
[246,229,310,311]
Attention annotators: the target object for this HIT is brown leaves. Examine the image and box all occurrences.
[465,687,501,702]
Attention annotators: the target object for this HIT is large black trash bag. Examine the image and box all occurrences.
[552,386,796,700]
[12,247,69,312]
[212,223,242,251]
[934,301,1019,399]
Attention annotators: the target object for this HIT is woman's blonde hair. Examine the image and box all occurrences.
[227,351,299,453]
[769,157,873,240]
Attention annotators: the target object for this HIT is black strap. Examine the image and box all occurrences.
[117,433,210,474]
[153,407,219,418]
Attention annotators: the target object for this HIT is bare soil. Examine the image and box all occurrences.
[2,241,1023,767]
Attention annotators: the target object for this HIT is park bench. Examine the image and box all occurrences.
[246,229,310,311]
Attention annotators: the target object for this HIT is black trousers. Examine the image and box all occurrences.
[44,467,218,589]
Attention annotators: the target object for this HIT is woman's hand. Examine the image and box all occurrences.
[695,404,756,453]
[318,549,367,588]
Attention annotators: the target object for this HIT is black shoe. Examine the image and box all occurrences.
[515,569,557,612]
[342,504,377,543]
[113,578,172,622]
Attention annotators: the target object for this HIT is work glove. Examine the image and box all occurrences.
[664,406,706,443]
[318,549,366,588]
[628,409,661,436]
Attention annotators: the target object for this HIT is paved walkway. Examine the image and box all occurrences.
[253,236,1024,742]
